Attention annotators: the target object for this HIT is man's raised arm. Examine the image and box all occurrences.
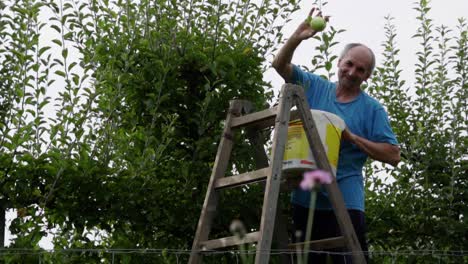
[272,8,326,82]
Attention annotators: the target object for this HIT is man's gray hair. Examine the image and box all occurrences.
[339,43,376,74]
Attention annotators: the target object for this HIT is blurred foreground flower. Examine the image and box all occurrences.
[299,169,332,264]
[230,219,247,239]
[229,219,251,263]
[300,170,332,190]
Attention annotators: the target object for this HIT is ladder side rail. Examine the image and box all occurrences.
[255,86,295,264]
[290,84,366,263]
[189,100,244,264]
[246,126,291,264]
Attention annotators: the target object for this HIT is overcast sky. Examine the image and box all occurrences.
[265,0,468,94]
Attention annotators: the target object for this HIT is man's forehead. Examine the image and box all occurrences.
[343,46,373,68]
[344,46,372,59]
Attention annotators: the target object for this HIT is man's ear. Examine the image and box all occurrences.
[364,74,371,82]
[363,70,371,81]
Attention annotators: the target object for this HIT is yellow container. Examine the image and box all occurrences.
[282,110,345,176]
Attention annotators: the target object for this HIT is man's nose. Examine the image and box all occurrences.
[347,68,355,76]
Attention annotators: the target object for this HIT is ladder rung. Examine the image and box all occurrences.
[288,236,345,250]
[231,107,278,129]
[231,107,302,129]
[214,168,269,190]
[200,231,260,250]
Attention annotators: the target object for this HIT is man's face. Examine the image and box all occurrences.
[337,46,372,88]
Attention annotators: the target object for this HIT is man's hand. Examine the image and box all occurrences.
[272,7,329,82]
[342,127,401,167]
[293,8,329,41]
[341,127,357,144]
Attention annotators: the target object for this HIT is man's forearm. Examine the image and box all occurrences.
[272,36,302,82]
[349,133,401,166]
[273,11,323,81]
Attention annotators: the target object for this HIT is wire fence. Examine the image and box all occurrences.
[0,248,467,263]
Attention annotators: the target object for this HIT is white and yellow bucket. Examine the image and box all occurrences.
[282,110,345,176]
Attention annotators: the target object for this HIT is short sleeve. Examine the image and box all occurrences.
[370,108,399,145]
[291,65,324,89]
[291,65,332,107]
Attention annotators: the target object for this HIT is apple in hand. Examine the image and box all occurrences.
[307,16,327,32]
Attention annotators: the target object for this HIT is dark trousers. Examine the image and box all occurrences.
[292,204,368,263]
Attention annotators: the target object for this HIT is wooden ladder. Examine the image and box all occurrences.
[189,84,366,264]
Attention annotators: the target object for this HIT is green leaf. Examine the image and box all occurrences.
[54,70,66,77]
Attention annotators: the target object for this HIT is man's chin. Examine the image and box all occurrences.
[339,79,353,87]
[340,78,360,87]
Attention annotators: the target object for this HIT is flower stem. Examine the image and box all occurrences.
[296,243,303,264]
[239,243,249,263]
[303,190,317,264]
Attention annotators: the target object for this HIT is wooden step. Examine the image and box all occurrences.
[288,236,345,251]
[214,168,269,190]
[231,107,301,130]
[199,231,260,250]
[231,107,278,129]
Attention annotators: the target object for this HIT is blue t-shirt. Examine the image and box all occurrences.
[290,65,398,212]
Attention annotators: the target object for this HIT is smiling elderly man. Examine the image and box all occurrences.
[272,7,400,264]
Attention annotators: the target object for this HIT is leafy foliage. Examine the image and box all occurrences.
[0,0,300,262]
[365,1,467,262]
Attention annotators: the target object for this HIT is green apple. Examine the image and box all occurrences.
[309,17,326,32]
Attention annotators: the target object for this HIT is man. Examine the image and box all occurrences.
[272,8,401,263]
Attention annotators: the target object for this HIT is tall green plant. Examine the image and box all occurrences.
[0,0,52,255]
[366,1,467,262]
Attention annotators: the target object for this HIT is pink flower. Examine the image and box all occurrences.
[300,170,332,190]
